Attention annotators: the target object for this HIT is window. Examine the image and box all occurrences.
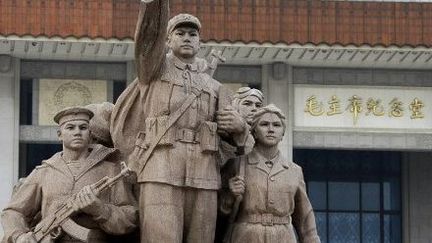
[19,143,62,177]
[19,79,33,125]
[294,149,402,243]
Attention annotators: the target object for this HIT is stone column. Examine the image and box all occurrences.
[404,152,432,243]
[262,62,293,161]
[0,55,20,237]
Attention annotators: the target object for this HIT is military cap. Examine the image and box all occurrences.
[167,13,201,34]
[53,106,94,126]
[234,87,264,101]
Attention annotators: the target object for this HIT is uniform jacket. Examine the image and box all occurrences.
[222,150,320,243]
[1,145,138,243]
[110,1,245,190]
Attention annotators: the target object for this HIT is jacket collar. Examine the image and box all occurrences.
[168,52,199,72]
[43,144,117,180]
[248,149,290,175]
[43,152,72,178]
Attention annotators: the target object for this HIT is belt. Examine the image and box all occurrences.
[61,229,108,242]
[238,213,292,226]
[176,128,199,143]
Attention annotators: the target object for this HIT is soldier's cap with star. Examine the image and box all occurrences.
[167,13,201,35]
[53,106,94,126]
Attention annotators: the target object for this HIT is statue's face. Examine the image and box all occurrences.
[253,113,284,147]
[168,27,200,61]
[58,120,90,151]
[238,95,263,124]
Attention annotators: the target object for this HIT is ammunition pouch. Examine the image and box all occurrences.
[198,121,219,153]
[133,118,219,156]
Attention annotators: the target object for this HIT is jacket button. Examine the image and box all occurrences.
[270,177,275,181]
[269,200,274,204]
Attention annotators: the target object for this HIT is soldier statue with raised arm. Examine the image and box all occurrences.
[110,1,249,242]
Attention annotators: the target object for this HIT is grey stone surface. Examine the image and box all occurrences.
[312,134,325,146]
[0,56,19,239]
[293,131,432,150]
[322,70,340,84]
[293,67,432,87]
[271,62,287,80]
[65,63,84,78]
[415,135,432,150]
[19,125,58,142]
[21,61,126,80]
[324,134,340,146]
[0,74,14,97]
[214,65,261,85]
[0,55,12,73]
[50,62,66,77]
[373,136,391,148]
[355,70,373,85]
[390,136,407,149]
[293,68,308,84]
[340,134,357,147]
[262,64,293,160]
[357,135,373,148]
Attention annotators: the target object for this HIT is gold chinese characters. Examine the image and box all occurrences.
[304,95,425,125]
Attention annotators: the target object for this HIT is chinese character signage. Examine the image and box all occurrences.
[295,85,432,129]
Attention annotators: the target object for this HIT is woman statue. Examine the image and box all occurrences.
[222,104,320,243]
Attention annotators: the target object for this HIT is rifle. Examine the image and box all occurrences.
[223,157,246,243]
[205,49,226,77]
[32,162,132,243]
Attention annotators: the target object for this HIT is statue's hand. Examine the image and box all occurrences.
[16,232,37,243]
[217,106,247,134]
[74,185,107,217]
[229,176,245,197]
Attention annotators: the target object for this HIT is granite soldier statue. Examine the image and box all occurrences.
[222,105,321,243]
[1,107,137,243]
[110,1,248,242]
[216,87,264,242]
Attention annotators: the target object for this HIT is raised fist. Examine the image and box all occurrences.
[217,106,247,134]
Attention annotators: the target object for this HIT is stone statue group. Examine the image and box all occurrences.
[1,1,321,242]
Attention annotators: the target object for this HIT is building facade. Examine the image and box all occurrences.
[1,0,432,242]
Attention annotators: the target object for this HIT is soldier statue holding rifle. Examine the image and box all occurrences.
[1,107,138,243]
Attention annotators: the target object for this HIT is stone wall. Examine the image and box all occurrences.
[0,55,19,238]
[262,63,293,160]
[293,67,432,87]
[292,67,432,151]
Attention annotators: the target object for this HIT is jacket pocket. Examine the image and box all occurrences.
[144,116,175,147]
[199,121,219,153]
